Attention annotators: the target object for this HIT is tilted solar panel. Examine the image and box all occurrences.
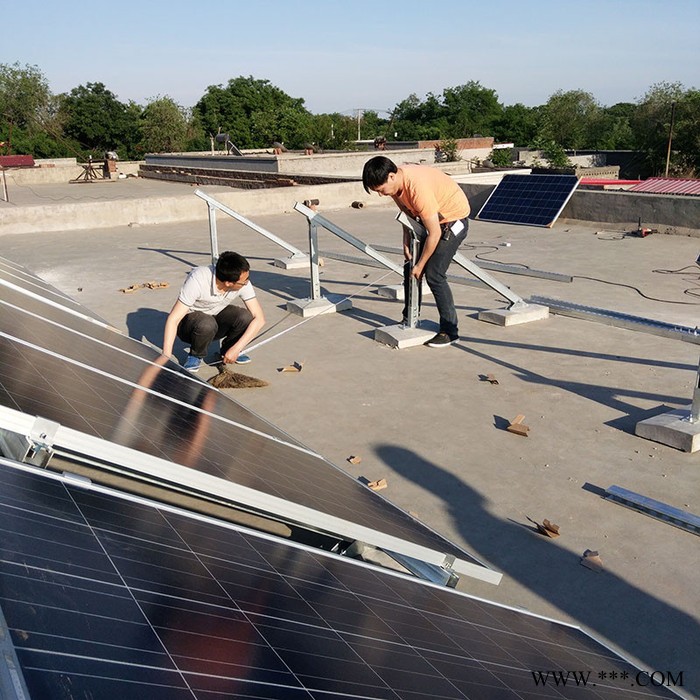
[0,459,681,700]
[0,269,489,577]
[476,174,579,228]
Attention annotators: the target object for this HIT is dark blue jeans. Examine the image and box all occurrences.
[403,218,468,339]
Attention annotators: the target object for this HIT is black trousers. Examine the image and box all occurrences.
[177,306,252,358]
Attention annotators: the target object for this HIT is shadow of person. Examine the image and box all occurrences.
[374,443,699,695]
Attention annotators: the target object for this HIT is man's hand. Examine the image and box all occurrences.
[222,345,242,364]
[410,263,424,280]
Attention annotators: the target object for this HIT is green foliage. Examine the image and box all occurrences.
[140,96,190,154]
[193,76,311,149]
[493,103,541,145]
[539,89,600,151]
[437,138,459,162]
[59,82,142,159]
[0,62,50,130]
[488,148,513,167]
[631,82,699,177]
[530,137,572,168]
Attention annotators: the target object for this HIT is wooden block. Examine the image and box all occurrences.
[347,455,362,465]
[278,361,304,373]
[581,549,603,572]
[507,414,529,436]
[367,478,387,491]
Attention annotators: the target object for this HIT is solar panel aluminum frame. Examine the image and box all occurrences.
[0,403,501,585]
[476,174,580,228]
[0,275,117,332]
[0,456,685,700]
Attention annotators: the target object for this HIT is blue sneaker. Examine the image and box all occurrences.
[183,354,202,372]
[235,354,251,365]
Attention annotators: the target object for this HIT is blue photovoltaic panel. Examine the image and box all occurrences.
[0,267,483,567]
[0,460,682,700]
[476,174,579,228]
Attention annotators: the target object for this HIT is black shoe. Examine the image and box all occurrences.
[425,332,457,348]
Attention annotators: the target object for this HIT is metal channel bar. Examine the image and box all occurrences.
[294,202,403,275]
[369,243,573,283]
[605,485,699,535]
[396,212,526,307]
[195,189,306,259]
[529,295,700,345]
[318,250,490,289]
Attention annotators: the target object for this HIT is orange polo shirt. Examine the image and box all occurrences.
[393,165,470,224]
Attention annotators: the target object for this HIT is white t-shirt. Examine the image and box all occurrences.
[178,265,256,316]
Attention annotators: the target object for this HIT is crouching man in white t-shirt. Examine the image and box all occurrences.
[161,251,265,372]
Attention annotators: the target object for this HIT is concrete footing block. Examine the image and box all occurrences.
[479,303,550,326]
[274,255,310,270]
[635,405,700,453]
[377,284,433,301]
[374,323,436,349]
[286,296,352,318]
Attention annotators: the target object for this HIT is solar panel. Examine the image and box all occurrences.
[0,459,681,700]
[0,276,491,579]
[0,255,110,324]
[476,174,579,228]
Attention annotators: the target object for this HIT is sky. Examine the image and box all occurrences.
[3,0,698,116]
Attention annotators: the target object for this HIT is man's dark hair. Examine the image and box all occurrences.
[362,155,397,193]
[215,251,250,283]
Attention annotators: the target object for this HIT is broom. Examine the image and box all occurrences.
[208,363,269,389]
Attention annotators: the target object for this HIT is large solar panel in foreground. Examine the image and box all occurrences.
[0,263,486,573]
[476,174,579,228]
[0,459,680,700]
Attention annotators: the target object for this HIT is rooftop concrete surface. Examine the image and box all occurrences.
[1,179,699,698]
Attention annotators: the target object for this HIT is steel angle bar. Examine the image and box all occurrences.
[195,189,306,259]
[605,485,700,535]
[396,212,526,307]
[294,202,403,276]
[528,295,700,345]
[0,406,501,584]
[368,244,572,283]
[318,250,490,290]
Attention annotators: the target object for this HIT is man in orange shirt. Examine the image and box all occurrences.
[362,156,470,347]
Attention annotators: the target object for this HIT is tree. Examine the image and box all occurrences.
[59,82,141,159]
[193,76,311,149]
[0,62,51,153]
[493,103,541,145]
[631,82,699,177]
[539,89,600,151]
[441,81,502,138]
[140,96,189,154]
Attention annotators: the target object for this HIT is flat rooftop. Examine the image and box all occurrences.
[2,178,699,698]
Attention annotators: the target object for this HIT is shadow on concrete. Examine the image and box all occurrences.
[375,443,698,696]
[455,336,692,433]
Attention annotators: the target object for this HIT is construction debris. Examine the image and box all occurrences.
[119,281,169,293]
[507,414,529,436]
[347,455,362,465]
[278,361,304,373]
[485,374,499,385]
[367,478,387,491]
[527,517,560,538]
[580,549,604,572]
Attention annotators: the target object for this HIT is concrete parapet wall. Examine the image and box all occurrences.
[0,180,372,235]
[560,189,700,234]
[4,160,141,185]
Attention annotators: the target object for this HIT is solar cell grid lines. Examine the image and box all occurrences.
[0,461,682,700]
[476,174,579,228]
[0,277,484,568]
